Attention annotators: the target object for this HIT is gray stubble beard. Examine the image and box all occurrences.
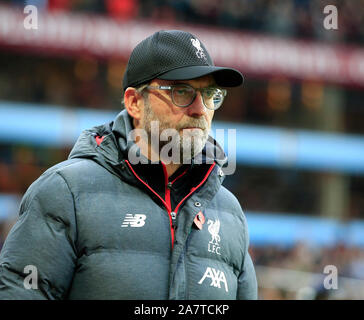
[142,97,209,164]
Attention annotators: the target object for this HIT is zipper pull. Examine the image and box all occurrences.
[167,182,173,189]
[171,211,177,229]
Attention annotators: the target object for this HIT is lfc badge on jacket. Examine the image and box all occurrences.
[207,219,221,255]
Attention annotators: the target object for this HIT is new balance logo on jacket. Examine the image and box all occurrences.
[121,214,147,227]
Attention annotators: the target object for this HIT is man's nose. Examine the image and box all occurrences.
[186,92,206,117]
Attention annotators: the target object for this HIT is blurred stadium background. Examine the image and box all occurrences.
[1,0,364,299]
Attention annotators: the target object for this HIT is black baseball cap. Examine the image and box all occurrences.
[122,30,244,91]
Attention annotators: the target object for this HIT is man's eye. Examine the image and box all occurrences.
[176,90,187,95]
[175,88,190,95]
[204,89,215,98]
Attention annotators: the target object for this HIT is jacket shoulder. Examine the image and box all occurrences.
[19,160,80,215]
[217,185,246,216]
[43,158,103,177]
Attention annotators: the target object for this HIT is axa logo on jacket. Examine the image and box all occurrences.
[121,214,147,228]
[198,267,229,293]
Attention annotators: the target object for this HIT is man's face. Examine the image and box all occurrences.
[140,75,215,162]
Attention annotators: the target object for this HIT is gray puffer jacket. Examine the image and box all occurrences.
[0,110,257,300]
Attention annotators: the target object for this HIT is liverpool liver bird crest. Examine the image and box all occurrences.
[207,219,221,245]
[191,38,206,59]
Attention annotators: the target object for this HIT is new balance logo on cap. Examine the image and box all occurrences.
[121,214,146,227]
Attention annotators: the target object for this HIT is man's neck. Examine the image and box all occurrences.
[136,138,182,178]
[164,162,182,178]
[150,147,183,178]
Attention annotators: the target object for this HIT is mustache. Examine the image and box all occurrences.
[176,118,208,130]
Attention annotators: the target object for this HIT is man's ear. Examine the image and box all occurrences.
[124,87,143,122]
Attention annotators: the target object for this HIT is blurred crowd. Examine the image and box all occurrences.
[6,0,364,44]
[0,53,123,111]
[0,143,70,195]
[251,243,364,299]
[2,52,364,135]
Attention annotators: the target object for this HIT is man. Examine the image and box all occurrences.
[0,30,257,299]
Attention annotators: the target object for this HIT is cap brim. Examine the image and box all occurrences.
[158,65,244,87]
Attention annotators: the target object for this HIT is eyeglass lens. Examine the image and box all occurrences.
[171,85,224,109]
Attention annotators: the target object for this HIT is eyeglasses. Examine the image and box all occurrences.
[144,84,227,110]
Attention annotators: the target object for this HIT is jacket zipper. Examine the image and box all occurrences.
[162,163,216,250]
[125,160,180,249]
[162,164,180,249]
